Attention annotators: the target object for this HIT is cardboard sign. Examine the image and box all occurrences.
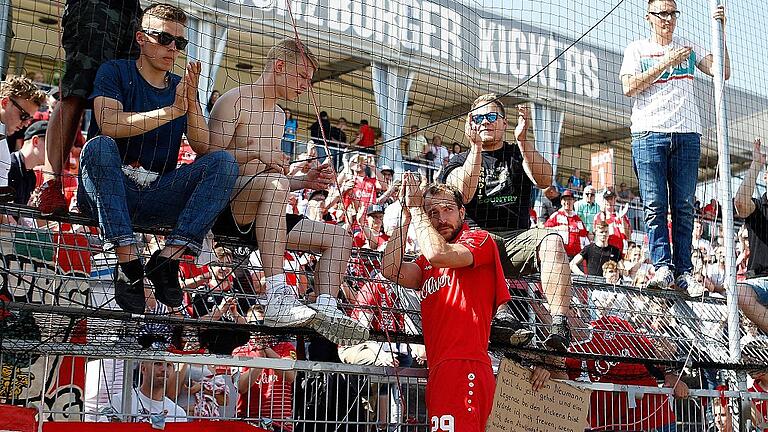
[487,359,591,432]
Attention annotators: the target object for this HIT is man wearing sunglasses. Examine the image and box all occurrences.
[0,76,46,193]
[620,0,729,295]
[439,94,574,351]
[76,3,238,314]
[31,0,142,216]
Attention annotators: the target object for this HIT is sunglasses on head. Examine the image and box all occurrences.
[471,112,504,125]
[9,98,31,122]
[141,29,189,50]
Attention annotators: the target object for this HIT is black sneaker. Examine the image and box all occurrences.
[113,265,146,314]
[545,314,571,351]
[491,312,535,347]
[145,251,183,308]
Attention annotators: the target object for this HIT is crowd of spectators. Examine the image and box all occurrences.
[2,0,767,429]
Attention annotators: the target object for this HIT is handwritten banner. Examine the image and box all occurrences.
[487,359,591,432]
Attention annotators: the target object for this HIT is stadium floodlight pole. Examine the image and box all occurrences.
[710,0,743,396]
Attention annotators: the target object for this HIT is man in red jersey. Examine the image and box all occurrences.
[381,175,550,432]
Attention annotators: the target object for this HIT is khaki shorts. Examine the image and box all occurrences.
[488,227,560,279]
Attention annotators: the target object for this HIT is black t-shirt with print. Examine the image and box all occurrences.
[439,142,533,231]
[579,243,623,276]
[744,195,768,277]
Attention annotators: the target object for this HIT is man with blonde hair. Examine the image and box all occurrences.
[0,76,46,191]
[209,38,368,345]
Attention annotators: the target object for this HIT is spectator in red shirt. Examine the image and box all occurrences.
[701,198,719,221]
[565,315,688,432]
[235,307,296,432]
[381,178,550,432]
[350,119,376,153]
[544,189,588,257]
[339,153,384,219]
[594,189,632,254]
[351,204,390,251]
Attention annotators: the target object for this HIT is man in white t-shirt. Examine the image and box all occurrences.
[103,361,187,423]
[620,0,729,295]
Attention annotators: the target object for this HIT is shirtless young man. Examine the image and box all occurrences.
[208,38,368,345]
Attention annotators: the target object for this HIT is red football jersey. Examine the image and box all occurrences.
[565,316,675,431]
[750,380,768,431]
[544,209,588,256]
[352,280,405,333]
[234,342,296,431]
[594,211,630,253]
[414,224,510,368]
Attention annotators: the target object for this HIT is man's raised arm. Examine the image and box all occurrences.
[381,201,422,289]
[183,62,210,155]
[444,118,483,203]
[735,138,763,218]
[516,105,552,188]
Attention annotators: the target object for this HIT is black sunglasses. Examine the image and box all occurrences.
[471,112,505,124]
[9,98,31,122]
[141,29,189,50]
[649,10,681,20]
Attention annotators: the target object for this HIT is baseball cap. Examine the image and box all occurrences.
[380,165,394,174]
[367,204,385,215]
[308,189,329,201]
[604,189,616,199]
[584,185,595,194]
[561,189,575,199]
[24,121,48,141]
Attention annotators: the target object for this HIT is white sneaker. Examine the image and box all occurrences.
[676,273,706,298]
[309,296,370,345]
[263,292,317,327]
[647,266,675,290]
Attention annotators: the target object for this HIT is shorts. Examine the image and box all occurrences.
[488,227,561,279]
[60,0,140,99]
[426,360,495,432]
[212,206,305,247]
[745,276,768,306]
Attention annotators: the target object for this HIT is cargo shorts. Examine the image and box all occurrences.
[488,227,561,279]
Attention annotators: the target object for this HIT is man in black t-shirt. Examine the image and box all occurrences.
[439,94,573,350]
[570,221,622,276]
[735,138,768,332]
[10,121,47,205]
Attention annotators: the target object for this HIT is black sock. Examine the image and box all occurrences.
[119,259,144,289]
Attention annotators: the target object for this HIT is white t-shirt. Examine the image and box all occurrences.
[0,123,9,187]
[104,388,188,422]
[620,36,708,134]
[430,144,449,168]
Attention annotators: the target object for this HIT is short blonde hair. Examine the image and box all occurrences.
[470,93,506,118]
[266,38,319,71]
[0,76,46,106]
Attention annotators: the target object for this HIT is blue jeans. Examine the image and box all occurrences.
[77,136,239,255]
[632,132,700,275]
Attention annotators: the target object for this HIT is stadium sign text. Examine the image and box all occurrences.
[227,0,605,99]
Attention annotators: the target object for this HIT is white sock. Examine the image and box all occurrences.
[265,274,287,299]
[315,293,337,309]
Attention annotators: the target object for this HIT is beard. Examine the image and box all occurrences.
[437,221,464,243]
